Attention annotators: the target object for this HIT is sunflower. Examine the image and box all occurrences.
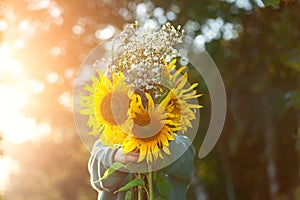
[122,93,180,163]
[79,72,133,146]
[162,59,203,133]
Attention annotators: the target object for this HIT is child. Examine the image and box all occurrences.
[88,135,195,200]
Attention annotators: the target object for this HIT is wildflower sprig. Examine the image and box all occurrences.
[108,22,184,93]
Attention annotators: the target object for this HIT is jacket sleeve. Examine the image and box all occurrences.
[88,139,128,193]
[166,135,195,183]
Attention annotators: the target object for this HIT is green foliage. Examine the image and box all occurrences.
[262,0,280,6]
[155,91,169,104]
[155,196,168,200]
[125,190,132,200]
[294,185,300,199]
[114,178,145,193]
[95,162,125,182]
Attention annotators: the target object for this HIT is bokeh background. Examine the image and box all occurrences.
[1,0,300,199]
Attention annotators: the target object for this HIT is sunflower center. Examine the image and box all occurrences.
[172,100,181,115]
[100,91,129,125]
[133,112,151,126]
[132,111,164,138]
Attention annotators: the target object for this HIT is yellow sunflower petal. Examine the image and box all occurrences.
[138,144,147,162]
[80,71,132,146]
[145,93,154,110]
[163,146,170,155]
[172,66,186,83]
[175,73,188,90]
[123,139,136,153]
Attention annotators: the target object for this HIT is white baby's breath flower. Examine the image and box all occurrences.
[102,21,184,93]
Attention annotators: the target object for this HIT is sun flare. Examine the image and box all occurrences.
[0,43,51,145]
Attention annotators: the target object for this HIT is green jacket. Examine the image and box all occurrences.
[88,135,195,200]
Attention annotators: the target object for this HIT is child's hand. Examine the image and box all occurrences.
[113,148,139,164]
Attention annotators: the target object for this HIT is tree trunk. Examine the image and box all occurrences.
[262,98,278,198]
[218,140,236,200]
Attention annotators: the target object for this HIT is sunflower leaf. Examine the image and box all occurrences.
[154,172,171,198]
[114,178,145,193]
[156,196,168,200]
[95,162,125,182]
[156,91,170,104]
[125,190,132,200]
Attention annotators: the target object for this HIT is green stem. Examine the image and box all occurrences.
[147,166,154,200]
[142,186,150,199]
[137,173,142,200]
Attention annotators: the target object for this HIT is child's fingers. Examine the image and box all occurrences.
[114,148,140,163]
[124,154,139,163]
[126,152,140,157]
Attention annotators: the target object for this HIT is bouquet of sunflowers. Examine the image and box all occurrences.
[79,21,202,199]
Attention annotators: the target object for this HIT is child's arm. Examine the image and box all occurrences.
[167,135,195,182]
[88,139,129,193]
[166,135,195,199]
